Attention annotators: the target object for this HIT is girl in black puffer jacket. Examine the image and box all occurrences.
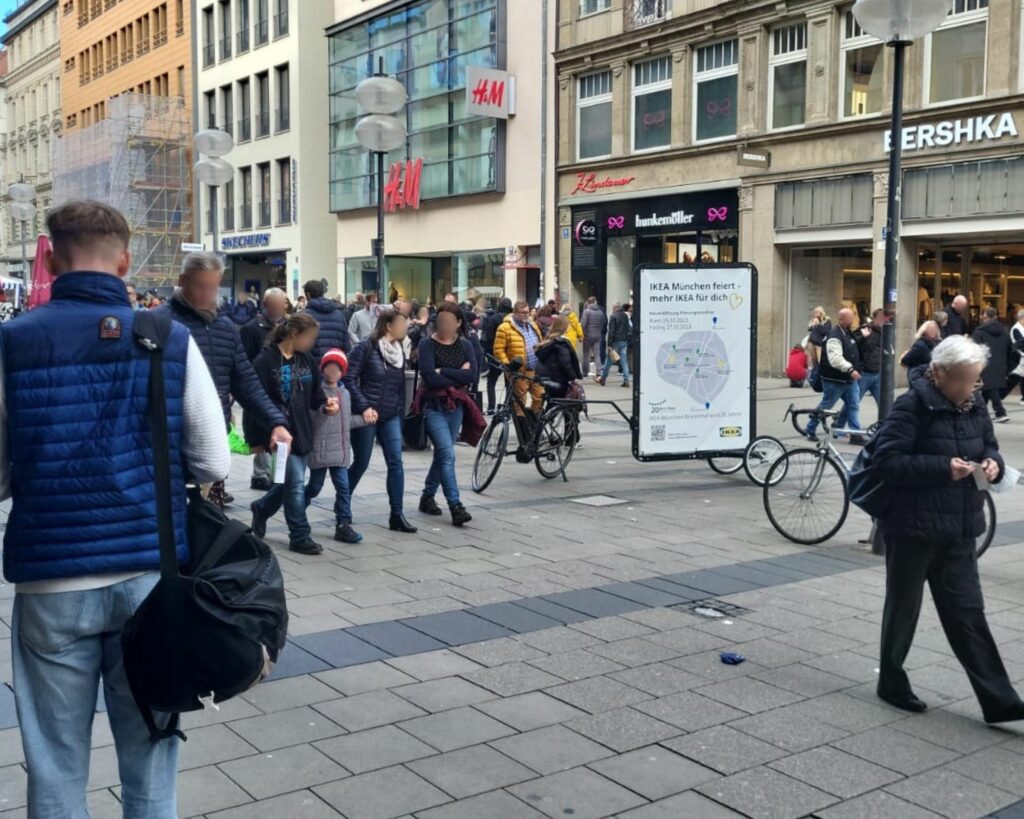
[873,335,1024,724]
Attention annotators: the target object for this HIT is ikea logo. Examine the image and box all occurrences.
[719,426,743,438]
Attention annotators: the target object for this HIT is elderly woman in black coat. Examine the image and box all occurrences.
[873,334,1024,723]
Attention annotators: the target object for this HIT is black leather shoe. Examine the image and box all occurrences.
[250,477,272,491]
[389,514,418,533]
[450,503,472,527]
[984,702,1024,723]
[335,524,364,544]
[222,493,235,506]
[250,502,268,539]
[877,688,927,713]
[290,539,324,556]
[419,495,443,516]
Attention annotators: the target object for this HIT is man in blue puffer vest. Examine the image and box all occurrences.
[155,252,291,506]
[0,201,231,817]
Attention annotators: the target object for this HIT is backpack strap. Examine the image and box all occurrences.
[134,311,179,579]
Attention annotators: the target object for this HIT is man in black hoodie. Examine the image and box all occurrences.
[972,306,1012,422]
[482,298,512,414]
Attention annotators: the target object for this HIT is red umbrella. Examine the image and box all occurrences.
[27,234,54,310]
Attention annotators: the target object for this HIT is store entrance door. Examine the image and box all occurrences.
[917,245,969,325]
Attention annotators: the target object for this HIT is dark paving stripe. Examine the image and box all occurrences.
[989,802,1024,819]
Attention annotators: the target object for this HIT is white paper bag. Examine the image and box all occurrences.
[272,442,290,485]
[990,463,1021,494]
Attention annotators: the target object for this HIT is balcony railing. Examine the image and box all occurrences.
[255,111,270,138]
[219,35,231,60]
[121,50,132,65]
[255,18,268,45]
[136,38,150,56]
[240,206,252,229]
[221,118,233,138]
[203,43,215,67]
[176,19,184,36]
[237,28,250,52]
[154,29,168,47]
[277,199,291,224]
[274,8,288,37]
[237,116,252,142]
[625,0,670,29]
[257,201,271,227]
[206,210,215,234]
[223,206,235,231]
[106,57,117,72]
[276,108,290,132]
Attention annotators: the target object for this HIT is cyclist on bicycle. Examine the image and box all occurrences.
[494,301,545,417]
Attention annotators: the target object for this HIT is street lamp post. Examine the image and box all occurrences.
[354,66,407,304]
[852,0,950,420]
[8,181,36,308]
[193,129,236,260]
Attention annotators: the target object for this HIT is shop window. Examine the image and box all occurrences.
[693,39,737,142]
[204,90,216,130]
[632,56,671,152]
[776,175,873,229]
[840,11,883,118]
[927,0,987,103]
[580,0,610,15]
[578,70,613,160]
[769,22,807,130]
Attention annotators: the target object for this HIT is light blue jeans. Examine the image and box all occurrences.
[601,341,631,384]
[807,378,861,437]
[12,573,179,818]
[423,404,464,507]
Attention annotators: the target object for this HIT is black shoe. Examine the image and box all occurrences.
[250,477,272,491]
[389,514,418,533]
[222,493,235,506]
[849,434,868,446]
[984,702,1024,723]
[250,502,268,539]
[290,539,324,555]
[877,687,928,713]
[485,408,495,416]
[450,503,472,527]
[621,381,630,388]
[335,524,364,544]
[419,495,443,516]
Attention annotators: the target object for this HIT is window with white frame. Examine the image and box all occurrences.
[840,10,883,117]
[693,39,737,141]
[928,0,988,103]
[632,56,672,151]
[579,0,611,16]
[577,70,613,160]
[769,21,807,129]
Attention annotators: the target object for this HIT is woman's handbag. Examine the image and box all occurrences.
[608,347,621,364]
[121,312,289,742]
[403,367,429,450]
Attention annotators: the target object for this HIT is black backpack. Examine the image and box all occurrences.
[121,311,289,742]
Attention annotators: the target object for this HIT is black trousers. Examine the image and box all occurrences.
[879,530,1021,719]
[982,388,1006,418]
[486,365,502,411]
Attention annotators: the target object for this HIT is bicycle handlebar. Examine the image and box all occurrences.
[784,403,838,435]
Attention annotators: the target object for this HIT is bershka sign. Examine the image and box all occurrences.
[885,112,1018,152]
[636,210,694,228]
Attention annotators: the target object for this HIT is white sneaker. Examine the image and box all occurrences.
[995,415,1010,423]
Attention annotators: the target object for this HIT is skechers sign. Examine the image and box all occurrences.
[885,112,1018,152]
[222,233,271,250]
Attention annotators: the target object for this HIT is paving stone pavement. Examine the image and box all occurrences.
[4,379,1024,817]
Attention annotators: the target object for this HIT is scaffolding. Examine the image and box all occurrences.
[53,94,192,289]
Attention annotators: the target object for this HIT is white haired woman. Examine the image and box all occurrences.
[900,320,941,369]
[873,335,1024,722]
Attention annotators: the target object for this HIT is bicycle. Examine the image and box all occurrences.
[472,357,583,493]
[764,405,995,554]
[707,436,787,487]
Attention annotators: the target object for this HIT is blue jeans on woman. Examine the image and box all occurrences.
[423,404,464,507]
[253,452,311,545]
[348,415,405,515]
[601,340,631,384]
[306,466,353,526]
[12,573,180,818]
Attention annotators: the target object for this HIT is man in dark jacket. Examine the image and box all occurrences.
[944,294,970,337]
[855,308,885,410]
[482,297,512,414]
[304,279,351,358]
[598,302,632,387]
[225,291,259,326]
[580,296,606,376]
[806,307,861,439]
[156,252,291,504]
[873,336,1024,723]
[972,306,1012,422]
[240,287,289,489]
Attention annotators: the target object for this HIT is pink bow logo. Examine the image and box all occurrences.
[705,98,732,119]
[708,206,729,222]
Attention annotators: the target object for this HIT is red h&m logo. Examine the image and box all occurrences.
[384,158,423,212]
[471,77,505,109]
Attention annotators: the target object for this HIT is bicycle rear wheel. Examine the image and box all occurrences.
[763,448,849,545]
[708,457,743,475]
[472,417,509,493]
[743,436,786,486]
[976,490,997,558]
[535,408,577,480]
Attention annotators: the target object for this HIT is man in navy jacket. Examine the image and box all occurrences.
[0,201,231,816]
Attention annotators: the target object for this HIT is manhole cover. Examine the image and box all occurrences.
[672,598,752,618]
[569,495,630,507]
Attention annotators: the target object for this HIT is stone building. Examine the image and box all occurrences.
[555,0,1024,373]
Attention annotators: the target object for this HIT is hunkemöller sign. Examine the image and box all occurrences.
[884,112,1018,152]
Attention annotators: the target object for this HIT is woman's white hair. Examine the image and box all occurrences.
[915,320,938,340]
[929,334,990,371]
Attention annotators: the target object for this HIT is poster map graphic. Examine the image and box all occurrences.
[634,265,756,460]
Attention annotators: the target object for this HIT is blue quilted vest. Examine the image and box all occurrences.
[1,272,190,583]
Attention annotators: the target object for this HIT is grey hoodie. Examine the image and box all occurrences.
[309,383,360,469]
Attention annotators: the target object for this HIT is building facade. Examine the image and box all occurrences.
[328,0,557,305]
[0,0,61,280]
[556,0,1024,374]
[59,0,191,132]
[196,0,335,302]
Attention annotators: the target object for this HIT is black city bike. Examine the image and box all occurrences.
[472,357,583,493]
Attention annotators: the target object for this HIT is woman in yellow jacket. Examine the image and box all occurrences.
[560,305,584,346]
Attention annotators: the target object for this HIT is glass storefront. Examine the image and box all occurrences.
[343,249,506,304]
[917,243,1024,326]
[788,246,873,345]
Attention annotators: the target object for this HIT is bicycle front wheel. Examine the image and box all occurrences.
[763,448,849,545]
[743,436,786,487]
[976,490,997,558]
[708,457,743,475]
[535,408,577,480]
[472,416,509,493]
